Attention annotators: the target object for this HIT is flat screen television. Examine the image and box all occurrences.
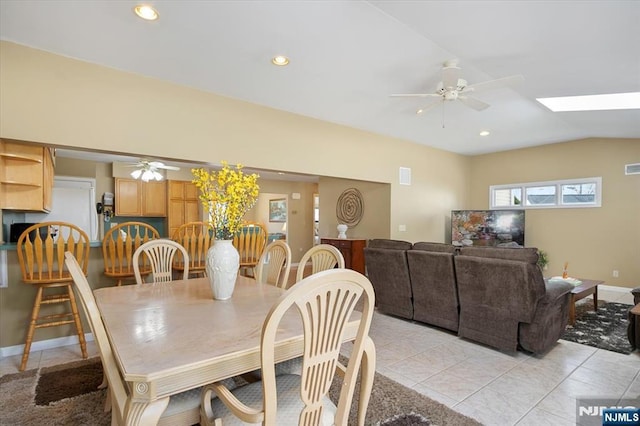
[451,210,525,247]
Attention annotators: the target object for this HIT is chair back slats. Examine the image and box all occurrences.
[233,223,267,266]
[17,222,90,282]
[296,244,345,282]
[133,239,189,284]
[102,222,159,284]
[171,222,214,273]
[259,269,374,425]
[255,240,291,288]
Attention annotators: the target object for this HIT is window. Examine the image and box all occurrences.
[490,177,601,209]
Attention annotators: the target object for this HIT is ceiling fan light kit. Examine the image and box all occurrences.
[129,160,180,182]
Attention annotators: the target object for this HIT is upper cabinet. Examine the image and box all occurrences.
[167,180,201,237]
[0,140,54,212]
[115,178,167,217]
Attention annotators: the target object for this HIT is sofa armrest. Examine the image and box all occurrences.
[542,280,573,303]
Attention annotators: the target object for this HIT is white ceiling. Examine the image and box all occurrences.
[1,1,639,156]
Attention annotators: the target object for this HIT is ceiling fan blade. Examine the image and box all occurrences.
[458,96,490,111]
[442,62,461,89]
[390,93,441,98]
[416,98,443,115]
[149,161,180,171]
[463,74,524,94]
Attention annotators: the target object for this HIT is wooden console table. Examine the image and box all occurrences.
[321,238,366,275]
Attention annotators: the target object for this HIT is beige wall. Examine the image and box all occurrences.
[470,138,640,289]
[1,42,472,349]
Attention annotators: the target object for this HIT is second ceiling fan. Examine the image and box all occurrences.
[391,59,524,114]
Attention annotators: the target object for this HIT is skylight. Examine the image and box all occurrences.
[536,92,640,112]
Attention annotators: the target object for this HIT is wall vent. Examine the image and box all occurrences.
[399,167,411,185]
[625,163,640,175]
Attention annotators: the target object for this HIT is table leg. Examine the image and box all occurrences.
[569,294,577,326]
[593,286,599,312]
[125,396,169,426]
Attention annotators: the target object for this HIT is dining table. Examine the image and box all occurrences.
[93,275,373,425]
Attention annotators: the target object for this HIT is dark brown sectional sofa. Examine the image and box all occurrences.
[364,240,574,354]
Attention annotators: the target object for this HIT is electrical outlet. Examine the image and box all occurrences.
[399,224,406,232]
[612,270,619,278]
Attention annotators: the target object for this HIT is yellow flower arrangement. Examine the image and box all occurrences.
[192,161,260,240]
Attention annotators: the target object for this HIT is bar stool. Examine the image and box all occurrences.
[171,221,214,278]
[16,221,90,371]
[102,222,159,286]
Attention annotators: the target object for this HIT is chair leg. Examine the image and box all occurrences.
[20,286,44,371]
[66,284,88,359]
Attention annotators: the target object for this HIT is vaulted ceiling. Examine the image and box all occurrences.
[1,1,639,155]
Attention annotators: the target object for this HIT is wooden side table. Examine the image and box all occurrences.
[320,238,366,275]
[568,279,604,325]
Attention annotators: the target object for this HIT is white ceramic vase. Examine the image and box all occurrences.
[337,224,348,239]
[206,239,240,300]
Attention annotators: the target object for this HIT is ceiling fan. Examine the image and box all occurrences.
[390,59,524,114]
[126,159,180,182]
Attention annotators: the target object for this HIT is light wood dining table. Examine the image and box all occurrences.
[93,275,372,425]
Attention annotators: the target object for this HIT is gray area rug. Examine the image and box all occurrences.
[561,301,634,355]
[0,357,480,425]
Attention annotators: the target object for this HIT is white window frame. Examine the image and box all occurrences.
[490,177,602,209]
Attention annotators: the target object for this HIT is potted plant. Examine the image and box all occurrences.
[537,249,549,271]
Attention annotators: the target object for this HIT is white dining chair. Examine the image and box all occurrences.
[200,268,376,426]
[295,243,345,282]
[64,252,202,426]
[255,240,292,289]
[132,239,190,285]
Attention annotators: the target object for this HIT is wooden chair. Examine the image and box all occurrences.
[200,268,376,426]
[233,222,267,278]
[171,221,214,278]
[255,240,292,289]
[102,222,159,286]
[16,222,90,371]
[64,252,202,426]
[295,243,345,282]
[132,239,190,285]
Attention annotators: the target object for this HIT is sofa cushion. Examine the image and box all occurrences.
[459,246,539,264]
[412,242,457,253]
[363,246,413,320]
[367,239,413,250]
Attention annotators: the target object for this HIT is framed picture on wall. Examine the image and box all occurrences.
[269,198,287,222]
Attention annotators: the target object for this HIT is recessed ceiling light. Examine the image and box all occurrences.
[416,109,424,115]
[134,5,159,21]
[536,92,640,112]
[271,55,290,66]
[479,130,490,136]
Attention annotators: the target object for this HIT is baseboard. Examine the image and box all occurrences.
[0,333,94,358]
[599,284,634,293]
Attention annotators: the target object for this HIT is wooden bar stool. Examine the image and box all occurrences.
[171,221,214,278]
[16,221,90,371]
[233,222,267,278]
[102,222,159,286]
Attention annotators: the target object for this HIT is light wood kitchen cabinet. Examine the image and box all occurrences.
[115,178,167,217]
[0,140,54,212]
[167,180,201,237]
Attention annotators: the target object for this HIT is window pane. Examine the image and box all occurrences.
[562,183,596,204]
[525,185,556,205]
[494,188,522,207]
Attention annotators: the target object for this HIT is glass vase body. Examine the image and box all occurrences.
[206,239,240,300]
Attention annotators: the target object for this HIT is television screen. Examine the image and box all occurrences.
[451,210,525,247]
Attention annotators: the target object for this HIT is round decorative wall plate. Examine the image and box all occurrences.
[336,188,364,227]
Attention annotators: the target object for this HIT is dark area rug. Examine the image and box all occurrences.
[1,356,481,426]
[35,358,104,406]
[561,301,634,355]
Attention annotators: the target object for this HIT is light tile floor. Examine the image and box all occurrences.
[1,288,638,425]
